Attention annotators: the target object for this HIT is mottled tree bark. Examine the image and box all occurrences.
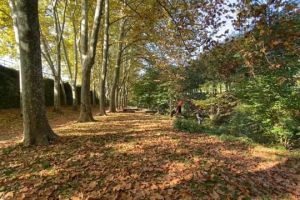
[53,0,67,112]
[13,0,58,146]
[110,13,126,112]
[71,82,78,110]
[53,75,61,111]
[61,80,67,105]
[61,3,79,110]
[78,0,104,122]
[8,0,22,115]
[78,66,94,121]
[99,0,109,116]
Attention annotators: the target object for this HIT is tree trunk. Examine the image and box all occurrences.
[79,65,94,121]
[52,0,66,112]
[99,0,109,116]
[110,15,126,112]
[53,76,61,112]
[71,82,78,110]
[115,88,120,111]
[122,85,126,108]
[14,0,58,146]
[92,82,97,107]
[8,0,22,115]
[78,0,104,122]
[61,80,67,105]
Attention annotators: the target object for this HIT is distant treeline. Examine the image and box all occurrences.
[0,65,97,109]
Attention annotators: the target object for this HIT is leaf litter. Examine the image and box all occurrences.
[0,109,299,199]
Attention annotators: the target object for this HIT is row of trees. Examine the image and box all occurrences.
[2,0,234,146]
[4,0,296,146]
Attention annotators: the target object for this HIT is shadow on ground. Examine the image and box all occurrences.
[0,112,299,199]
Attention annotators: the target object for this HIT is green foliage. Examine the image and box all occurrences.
[218,134,254,145]
[41,160,51,169]
[173,118,203,133]
[189,79,300,148]
[132,67,170,112]
[231,74,300,148]
[173,118,255,146]
[177,11,300,149]
[2,146,15,156]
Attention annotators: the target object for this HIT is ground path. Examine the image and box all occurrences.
[0,110,299,199]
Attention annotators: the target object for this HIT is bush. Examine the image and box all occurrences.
[219,134,254,145]
[193,92,237,125]
[173,118,204,133]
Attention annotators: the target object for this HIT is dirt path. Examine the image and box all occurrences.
[0,112,299,199]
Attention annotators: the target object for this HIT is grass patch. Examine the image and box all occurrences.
[3,168,15,176]
[2,145,17,155]
[173,118,204,133]
[172,118,298,150]
[40,160,51,169]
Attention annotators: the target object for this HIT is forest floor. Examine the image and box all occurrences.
[0,108,299,200]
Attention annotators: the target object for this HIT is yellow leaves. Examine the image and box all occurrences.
[0,1,11,27]
[260,47,266,53]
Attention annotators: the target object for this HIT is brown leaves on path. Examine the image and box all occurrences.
[0,111,299,199]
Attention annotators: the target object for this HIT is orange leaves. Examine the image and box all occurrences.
[113,181,132,192]
[150,193,164,200]
[0,112,299,199]
[87,181,98,191]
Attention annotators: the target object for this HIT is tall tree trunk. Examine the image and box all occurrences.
[122,84,126,108]
[52,0,66,112]
[13,0,58,146]
[8,0,22,115]
[99,0,109,116]
[71,82,78,110]
[61,10,79,110]
[79,66,93,121]
[92,82,96,107]
[72,19,79,110]
[40,0,67,113]
[61,80,67,105]
[53,75,61,111]
[78,0,104,122]
[53,72,61,111]
[109,15,126,112]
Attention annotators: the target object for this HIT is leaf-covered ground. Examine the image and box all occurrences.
[0,109,299,199]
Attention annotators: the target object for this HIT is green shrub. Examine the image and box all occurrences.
[219,134,254,145]
[173,118,204,133]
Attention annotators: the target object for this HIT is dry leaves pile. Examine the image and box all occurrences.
[0,111,299,199]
